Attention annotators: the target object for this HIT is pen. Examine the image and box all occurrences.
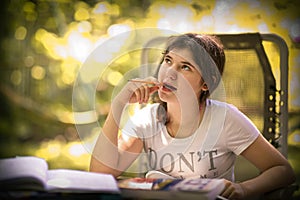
[128,79,162,86]
[128,79,177,91]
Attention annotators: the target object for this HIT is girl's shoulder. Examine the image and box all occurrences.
[207,99,240,114]
[208,99,258,131]
[207,99,234,108]
[207,99,250,124]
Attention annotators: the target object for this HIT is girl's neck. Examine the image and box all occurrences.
[166,100,206,138]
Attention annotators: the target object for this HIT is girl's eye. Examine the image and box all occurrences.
[182,65,191,71]
[164,58,171,64]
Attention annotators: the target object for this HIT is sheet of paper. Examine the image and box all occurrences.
[0,156,48,185]
[46,169,120,193]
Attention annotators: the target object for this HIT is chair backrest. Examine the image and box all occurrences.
[140,33,289,158]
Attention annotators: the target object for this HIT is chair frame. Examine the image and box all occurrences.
[217,33,288,158]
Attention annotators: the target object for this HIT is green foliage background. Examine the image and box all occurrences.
[0,1,299,189]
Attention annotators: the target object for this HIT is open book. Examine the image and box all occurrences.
[0,156,120,195]
[0,157,225,199]
[119,170,225,200]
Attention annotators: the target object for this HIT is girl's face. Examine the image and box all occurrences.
[157,48,206,103]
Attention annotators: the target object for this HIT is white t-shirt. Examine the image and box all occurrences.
[122,99,259,181]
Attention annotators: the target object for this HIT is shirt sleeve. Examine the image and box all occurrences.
[224,104,260,155]
[121,104,159,139]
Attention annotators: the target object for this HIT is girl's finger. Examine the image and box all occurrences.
[134,90,140,103]
[128,77,159,104]
[139,86,146,103]
[144,85,149,103]
[149,85,159,94]
[144,85,159,103]
[220,180,233,198]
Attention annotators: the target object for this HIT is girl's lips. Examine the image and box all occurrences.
[162,83,177,91]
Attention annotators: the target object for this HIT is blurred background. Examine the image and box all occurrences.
[0,0,299,195]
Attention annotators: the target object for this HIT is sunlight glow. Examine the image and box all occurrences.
[35,24,94,63]
[108,24,132,37]
[36,141,62,160]
[92,24,132,64]
[55,110,74,124]
[93,2,119,16]
[67,30,93,62]
[34,137,91,170]
[288,130,300,146]
[10,70,22,85]
[24,56,34,67]
[68,143,87,157]
[73,111,98,125]
[93,2,108,14]
[15,26,27,40]
[258,23,269,32]
[74,7,90,21]
[78,21,92,33]
[157,5,194,32]
[31,65,46,80]
[107,70,123,86]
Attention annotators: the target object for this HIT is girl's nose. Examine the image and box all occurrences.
[166,67,177,80]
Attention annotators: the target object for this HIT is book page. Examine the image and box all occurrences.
[145,170,176,179]
[119,177,225,200]
[46,169,120,193]
[0,156,48,190]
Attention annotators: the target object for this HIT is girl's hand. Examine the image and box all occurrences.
[220,179,246,200]
[114,77,159,105]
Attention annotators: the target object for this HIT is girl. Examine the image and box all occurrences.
[90,33,295,199]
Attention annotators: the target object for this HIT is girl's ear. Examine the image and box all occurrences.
[202,83,208,91]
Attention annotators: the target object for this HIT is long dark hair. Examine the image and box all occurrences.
[153,33,225,123]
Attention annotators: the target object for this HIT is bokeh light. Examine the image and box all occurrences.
[1,1,299,181]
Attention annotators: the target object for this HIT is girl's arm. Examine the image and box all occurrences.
[240,134,295,195]
[89,78,159,177]
[89,109,144,177]
[221,134,296,199]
